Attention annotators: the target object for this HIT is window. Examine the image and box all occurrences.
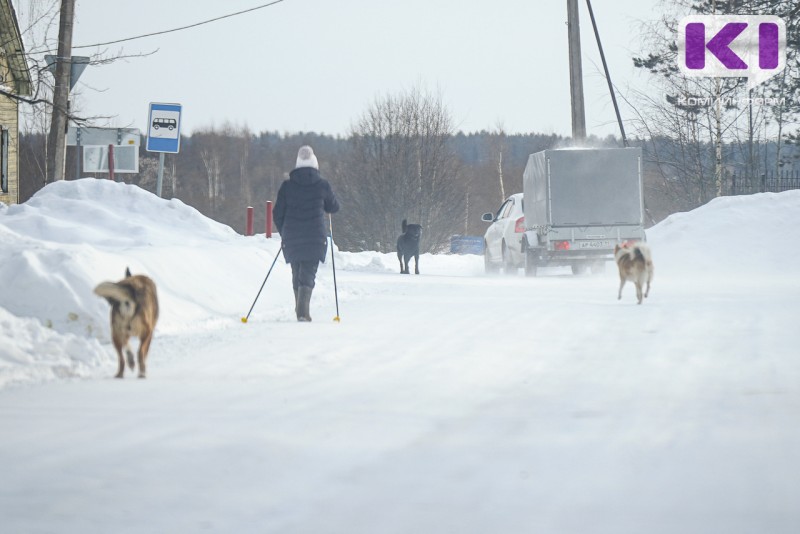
[1,127,8,194]
[501,199,514,219]
[495,200,511,220]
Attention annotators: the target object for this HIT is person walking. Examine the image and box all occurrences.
[274,145,340,321]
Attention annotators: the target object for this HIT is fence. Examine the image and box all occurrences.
[730,170,800,195]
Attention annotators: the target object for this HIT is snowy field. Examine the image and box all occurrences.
[1,180,799,533]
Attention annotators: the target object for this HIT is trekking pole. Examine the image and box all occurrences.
[329,214,341,322]
[241,246,283,323]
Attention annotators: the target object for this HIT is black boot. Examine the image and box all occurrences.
[297,286,313,322]
[293,287,300,320]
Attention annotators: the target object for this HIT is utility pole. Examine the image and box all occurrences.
[46,0,76,183]
[567,0,586,143]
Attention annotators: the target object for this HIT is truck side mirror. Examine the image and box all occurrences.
[481,213,494,222]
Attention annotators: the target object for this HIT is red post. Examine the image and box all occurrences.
[265,201,273,238]
[108,144,115,181]
[246,206,254,236]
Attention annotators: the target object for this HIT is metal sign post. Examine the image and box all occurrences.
[146,102,182,198]
[157,153,165,197]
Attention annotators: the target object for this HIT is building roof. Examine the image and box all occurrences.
[0,0,32,97]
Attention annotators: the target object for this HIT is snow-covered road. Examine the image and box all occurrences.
[3,267,799,533]
[2,181,799,533]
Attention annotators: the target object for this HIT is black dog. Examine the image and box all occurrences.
[397,219,422,274]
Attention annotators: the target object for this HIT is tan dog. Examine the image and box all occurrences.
[94,268,159,378]
[614,242,654,305]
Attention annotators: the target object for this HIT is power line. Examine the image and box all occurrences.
[73,0,287,50]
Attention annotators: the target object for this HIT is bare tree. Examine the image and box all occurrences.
[335,87,466,253]
[238,127,252,206]
[199,145,222,213]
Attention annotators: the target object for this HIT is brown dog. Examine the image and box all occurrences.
[614,242,654,305]
[94,268,159,378]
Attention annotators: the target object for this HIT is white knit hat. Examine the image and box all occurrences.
[295,145,319,170]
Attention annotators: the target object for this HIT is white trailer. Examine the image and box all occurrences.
[522,147,645,276]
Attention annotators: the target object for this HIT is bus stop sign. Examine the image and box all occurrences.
[146,102,182,153]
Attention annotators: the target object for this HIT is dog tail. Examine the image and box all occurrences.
[126,348,135,370]
[94,282,132,304]
[634,245,654,278]
[402,219,407,233]
[635,244,653,262]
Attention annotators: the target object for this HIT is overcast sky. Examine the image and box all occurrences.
[29,0,662,138]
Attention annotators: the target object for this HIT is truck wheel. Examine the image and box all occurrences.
[571,263,588,275]
[502,243,516,275]
[524,247,538,277]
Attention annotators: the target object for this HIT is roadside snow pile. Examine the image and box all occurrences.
[0,179,274,388]
[648,190,800,277]
[2,178,237,247]
[0,307,107,388]
[0,179,260,340]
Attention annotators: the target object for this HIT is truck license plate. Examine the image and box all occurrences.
[578,240,612,249]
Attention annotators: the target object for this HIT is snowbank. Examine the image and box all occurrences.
[648,190,800,277]
[0,181,257,343]
[0,306,107,388]
[0,180,266,387]
[3,178,237,247]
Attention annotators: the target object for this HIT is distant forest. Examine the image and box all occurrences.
[17,127,798,253]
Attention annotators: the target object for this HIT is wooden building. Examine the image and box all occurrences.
[0,0,32,205]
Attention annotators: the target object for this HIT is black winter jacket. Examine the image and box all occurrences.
[274,167,340,263]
